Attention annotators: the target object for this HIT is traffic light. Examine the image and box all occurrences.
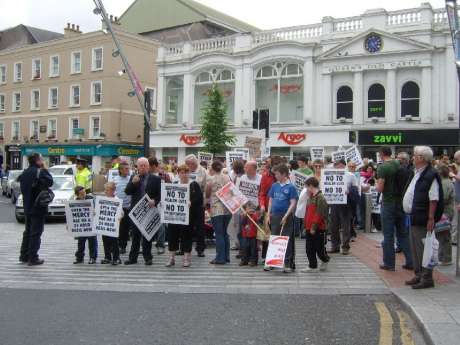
[252,109,270,138]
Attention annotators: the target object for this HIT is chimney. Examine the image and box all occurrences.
[64,23,82,38]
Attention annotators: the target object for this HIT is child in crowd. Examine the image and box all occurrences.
[100,182,122,266]
[73,186,97,265]
[239,202,259,267]
[301,177,330,273]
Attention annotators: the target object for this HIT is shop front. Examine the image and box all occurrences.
[5,145,21,170]
[358,129,460,159]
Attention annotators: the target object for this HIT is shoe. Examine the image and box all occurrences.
[111,259,121,266]
[197,251,205,258]
[440,261,453,266]
[124,260,138,265]
[100,259,111,264]
[88,258,96,264]
[183,253,192,268]
[230,245,239,251]
[144,259,153,266]
[341,248,350,255]
[301,267,318,273]
[263,266,274,271]
[239,261,248,266]
[235,254,242,259]
[405,277,420,286]
[157,248,165,255]
[175,250,184,256]
[28,259,44,266]
[412,281,434,289]
[327,248,340,254]
[19,257,28,264]
[402,264,414,270]
[283,267,293,273]
[119,247,126,255]
[73,259,83,264]
[165,258,175,267]
[249,262,257,267]
[379,264,395,271]
[209,259,225,265]
[319,261,328,271]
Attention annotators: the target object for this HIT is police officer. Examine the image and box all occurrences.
[75,157,92,194]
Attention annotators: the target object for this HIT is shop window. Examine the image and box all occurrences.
[401,81,419,118]
[271,147,291,160]
[162,147,178,164]
[165,77,184,125]
[368,83,385,118]
[336,86,353,120]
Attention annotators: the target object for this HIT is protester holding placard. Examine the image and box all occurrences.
[100,182,123,265]
[165,165,203,268]
[266,164,298,273]
[114,161,132,254]
[124,157,162,266]
[73,186,97,265]
[206,161,232,265]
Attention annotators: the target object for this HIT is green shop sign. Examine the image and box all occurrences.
[358,130,460,146]
[21,144,144,157]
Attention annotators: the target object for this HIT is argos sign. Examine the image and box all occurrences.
[180,134,201,146]
[277,132,306,145]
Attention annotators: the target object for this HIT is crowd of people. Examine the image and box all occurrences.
[17,146,459,290]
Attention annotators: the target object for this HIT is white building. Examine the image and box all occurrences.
[153,3,459,162]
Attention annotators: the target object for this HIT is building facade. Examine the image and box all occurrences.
[0,24,157,170]
[153,3,459,163]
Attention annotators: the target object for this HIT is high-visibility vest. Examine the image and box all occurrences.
[75,168,92,190]
[112,163,119,169]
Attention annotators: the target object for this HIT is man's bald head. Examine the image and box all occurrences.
[136,157,149,175]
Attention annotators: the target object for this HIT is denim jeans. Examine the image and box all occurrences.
[380,201,413,268]
[212,214,232,263]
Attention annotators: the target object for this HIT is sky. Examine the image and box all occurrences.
[0,0,447,34]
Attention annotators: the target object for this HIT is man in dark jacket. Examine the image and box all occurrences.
[403,146,443,289]
[19,153,53,265]
[124,157,161,266]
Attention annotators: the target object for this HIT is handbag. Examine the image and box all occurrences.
[33,169,55,207]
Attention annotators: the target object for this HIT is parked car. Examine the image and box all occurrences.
[10,177,21,204]
[15,175,75,223]
[48,164,76,176]
[2,170,23,198]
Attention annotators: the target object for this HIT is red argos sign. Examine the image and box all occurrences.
[277,132,306,145]
[180,134,201,146]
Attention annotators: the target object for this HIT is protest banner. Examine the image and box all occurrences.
[226,151,246,170]
[198,152,213,166]
[129,194,162,241]
[265,235,290,268]
[93,197,123,238]
[345,146,363,167]
[331,150,346,163]
[216,181,248,214]
[370,187,381,214]
[310,147,325,161]
[320,169,347,204]
[161,183,189,225]
[237,177,260,206]
[291,170,312,193]
[244,136,263,159]
[65,200,95,238]
[235,148,250,160]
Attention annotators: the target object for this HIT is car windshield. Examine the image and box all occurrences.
[51,177,74,191]
[9,171,22,180]
[49,167,67,175]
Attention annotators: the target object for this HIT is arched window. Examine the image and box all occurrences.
[165,76,183,124]
[336,86,353,120]
[193,69,235,124]
[368,83,385,118]
[401,81,420,118]
[255,62,303,123]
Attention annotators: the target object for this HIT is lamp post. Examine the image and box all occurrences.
[92,0,151,156]
[445,0,460,276]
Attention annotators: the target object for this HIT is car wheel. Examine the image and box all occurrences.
[15,213,25,223]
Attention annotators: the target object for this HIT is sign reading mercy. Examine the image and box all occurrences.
[161,183,189,225]
[129,194,162,241]
[216,181,248,214]
[180,134,201,146]
[65,200,95,238]
[265,235,290,268]
[93,197,123,238]
[320,169,347,205]
[277,132,306,145]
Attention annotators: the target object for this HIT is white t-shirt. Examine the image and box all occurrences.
[295,188,309,219]
[237,173,261,206]
[403,166,439,214]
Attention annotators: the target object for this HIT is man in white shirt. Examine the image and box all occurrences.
[114,161,132,254]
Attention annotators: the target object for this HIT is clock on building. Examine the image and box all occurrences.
[364,34,383,53]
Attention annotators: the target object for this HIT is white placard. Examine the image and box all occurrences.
[161,183,189,225]
[65,200,95,238]
[345,146,363,168]
[93,196,123,238]
[235,148,249,160]
[320,169,347,205]
[265,235,289,268]
[291,170,312,194]
[129,194,162,241]
[198,152,213,165]
[226,151,246,170]
[370,187,381,214]
[216,181,248,214]
[310,147,325,161]
[244,136,263,159]
[331,150,346,163]
[237,177,260,206]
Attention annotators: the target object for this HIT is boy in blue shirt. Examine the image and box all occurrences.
[267,164,298,273]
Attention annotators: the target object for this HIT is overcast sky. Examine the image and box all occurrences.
[0,0,447,33]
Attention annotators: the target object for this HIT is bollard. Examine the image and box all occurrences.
[364,193,372,233]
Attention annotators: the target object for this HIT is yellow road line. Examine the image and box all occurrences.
[397,311,416,345]
[376,302,394,345]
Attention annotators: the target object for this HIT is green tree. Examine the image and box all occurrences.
[200,84,235,155]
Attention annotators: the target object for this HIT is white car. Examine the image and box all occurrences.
[15,175,75,223]
[2,170,23,198]
[48,164,76,176]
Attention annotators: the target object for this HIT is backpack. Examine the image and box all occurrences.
[33,169,54,207]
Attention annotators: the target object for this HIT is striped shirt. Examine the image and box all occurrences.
[114,175,132,209]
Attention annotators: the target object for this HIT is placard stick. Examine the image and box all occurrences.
[240,207,265,236]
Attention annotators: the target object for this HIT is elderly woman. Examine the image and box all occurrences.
[166,165,203,268]
[206,160,232,264]
[437,164,454,265]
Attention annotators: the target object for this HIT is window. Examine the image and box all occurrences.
[70,85,80,107]
[193,69,235,124]
[336,86,353,120]
[0,122,4,139]
[47,119,57,138]
[30,120,39,140]
[368,83,385,118]
[69,117,80,139]
[0,65,6,84]
[48,87,58,109]
[92,47,103,71]
[71,51,81,74]
[32,58,41,79]
[91,81,102,105]
[12,92,21,112]
[14,62,22,82]
[165,77,183,125]
[90,115,101,138]
[12,120,20,140]
[0,94,5,113]
[49,55,60,77]
[401,81,420,118]
[31,89,40,110]
[255,62,303,123]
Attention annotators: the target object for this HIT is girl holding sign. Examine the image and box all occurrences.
[165,165,203,268]
[100,182,122,266]
[73,186,97,265]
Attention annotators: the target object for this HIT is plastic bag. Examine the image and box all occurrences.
[422,232,439,269]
